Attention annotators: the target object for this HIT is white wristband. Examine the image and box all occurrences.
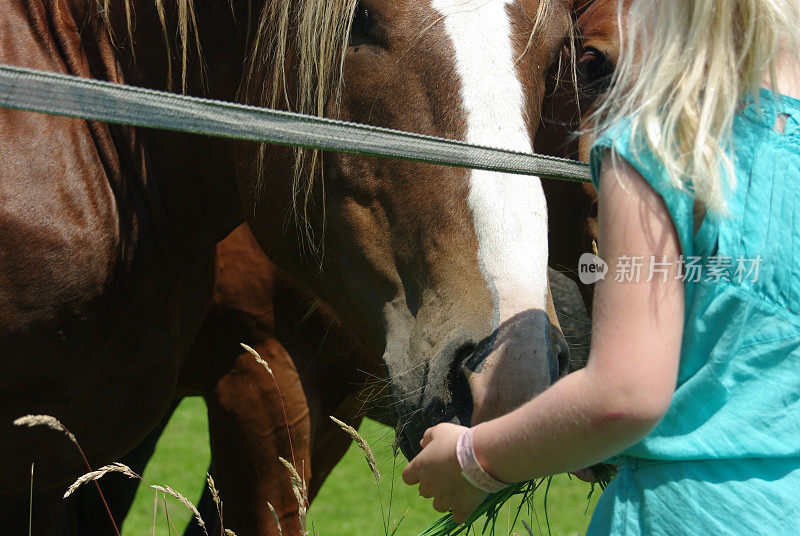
[456,427,509,493]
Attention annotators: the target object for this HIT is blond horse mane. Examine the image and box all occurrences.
[94,0,205,92]
[243,0,360,258]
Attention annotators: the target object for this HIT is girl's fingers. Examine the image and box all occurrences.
[418,484,432,498]
[401,462,418,485]
[420,426,435,448]
[432,496,451,513]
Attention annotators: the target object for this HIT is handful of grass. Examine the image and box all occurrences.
[418,463,616,536]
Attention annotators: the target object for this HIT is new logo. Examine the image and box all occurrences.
[578,252,608,285]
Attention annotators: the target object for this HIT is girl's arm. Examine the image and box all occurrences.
[403,153,685,522]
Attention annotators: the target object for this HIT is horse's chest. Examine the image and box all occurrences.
[0,198,217,492]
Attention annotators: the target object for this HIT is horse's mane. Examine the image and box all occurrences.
[243,0,360,257]
[93,0,204,92]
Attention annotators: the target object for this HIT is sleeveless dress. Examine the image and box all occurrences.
[585,90,800,535]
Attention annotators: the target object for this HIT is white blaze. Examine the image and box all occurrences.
[433,0,549,324]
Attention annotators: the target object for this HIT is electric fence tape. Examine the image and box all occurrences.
[0,64,590,183]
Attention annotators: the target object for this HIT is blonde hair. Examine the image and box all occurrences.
[593,0,800,212]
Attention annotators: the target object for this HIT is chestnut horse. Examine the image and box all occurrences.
[76,3,621,533]
[1,0,581,533]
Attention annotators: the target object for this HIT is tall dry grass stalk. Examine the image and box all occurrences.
[14,414,121,536]
[267,501,283,536]
[329,416,379,482]
[63,463,139,498]
[278,456,309,534]
[14,415,76,445]
[151,485,208,535]
[241,343,275,378]
[207,472,223,527]
[151,490,158,536]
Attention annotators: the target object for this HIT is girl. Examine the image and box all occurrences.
[402,1,800,533]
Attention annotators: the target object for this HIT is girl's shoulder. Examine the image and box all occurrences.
[589,119,699,261]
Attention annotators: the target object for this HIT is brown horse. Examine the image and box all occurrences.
[1,0,580,533]
[85,3,621,532]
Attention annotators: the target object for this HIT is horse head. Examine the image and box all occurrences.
[236,0,574,458]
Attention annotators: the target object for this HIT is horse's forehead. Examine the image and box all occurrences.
[426,0,567,67]
[430,0,528,145]
[428,0,541,27]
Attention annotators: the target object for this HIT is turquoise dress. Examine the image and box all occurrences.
[586,90,800,535]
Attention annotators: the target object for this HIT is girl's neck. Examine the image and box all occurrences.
[763,40,800,100]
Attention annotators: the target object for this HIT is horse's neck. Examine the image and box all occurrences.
[102,0,256,260]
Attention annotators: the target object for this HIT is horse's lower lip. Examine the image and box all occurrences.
[396,425,422,460]
[396,410,469,461]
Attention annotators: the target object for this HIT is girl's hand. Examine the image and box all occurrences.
[401,423,488,523]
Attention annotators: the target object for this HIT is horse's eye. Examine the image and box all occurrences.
[349,4,377,47]
[578,47,614,94]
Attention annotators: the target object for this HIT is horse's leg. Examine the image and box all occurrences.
[198,339,311,536]
[174,224,311,536]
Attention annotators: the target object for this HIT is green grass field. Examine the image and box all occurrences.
[121,397,599,536]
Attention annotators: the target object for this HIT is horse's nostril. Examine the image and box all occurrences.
[549,325,571,383]
[454,342,476,365]
[558,344,571,377]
